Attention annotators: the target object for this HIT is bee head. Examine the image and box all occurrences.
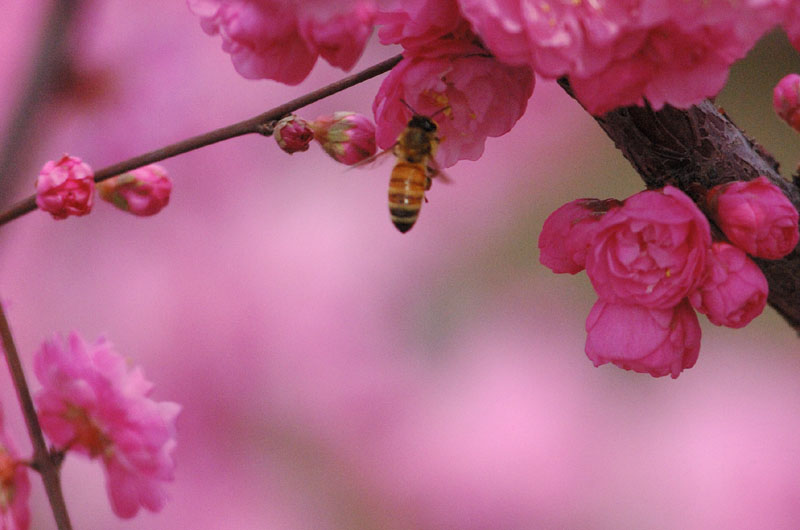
[408,115,437,133]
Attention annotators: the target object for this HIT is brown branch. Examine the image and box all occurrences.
[0,301,73,530]
[0,53,404,227]
[558,78,800,333]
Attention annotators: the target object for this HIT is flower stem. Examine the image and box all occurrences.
[0,53,403,228]
[0,301,73,530]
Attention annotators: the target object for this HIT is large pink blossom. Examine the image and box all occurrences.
[457,0,782,114]
[373,39,534,168]
[585,299,701,378]
[187,0,375,85]
[709,176,799,260]
[0,409,30,530]
[585,186,711,309]
[689,242,767,328]
[35,154,95,220]
[34,332,181,519]
[538,198,622,274]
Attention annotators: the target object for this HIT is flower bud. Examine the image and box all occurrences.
[311,111,376,165]
[538,198,622,274]
[35,154,95,219]
[585,299,701,379]
[97,164,172,217]
[708,176,799,259]
[274,115,313,154]
[773,73,800,132]
[689,242,767,328]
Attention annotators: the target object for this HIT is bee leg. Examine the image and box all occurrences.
[424,176,432,190]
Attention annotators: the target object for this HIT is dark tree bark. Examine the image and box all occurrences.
[558,79,800,334]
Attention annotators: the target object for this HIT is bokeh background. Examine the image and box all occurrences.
[1,2,799,529]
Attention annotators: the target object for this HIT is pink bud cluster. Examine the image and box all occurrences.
[0,408,30,530]
[539,179,798,378]
[35,155,172,220]
[34,332,181,519]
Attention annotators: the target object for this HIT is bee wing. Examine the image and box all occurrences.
[349,145,396,171]
[427,157,453,184]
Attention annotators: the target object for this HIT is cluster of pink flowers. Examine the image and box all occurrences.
[189,1,800,169]
[539,178,798,378]
[36,156,172,219]
[34,332,181,519]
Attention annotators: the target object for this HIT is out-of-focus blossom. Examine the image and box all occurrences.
[376,0,465,50]
[585,299,701,379]
[35,154,95,219]
[585,186,711,309]
[373,39,534,168]
[457,0,782,114]
[34,332,181,519]
[273,115,314,154]
[783,1,800,52]
[187,0,375,85]
[689,242,768,328]
[709,176,799,260]
[773,73,800,132]
[0,408,30,530]
[311,111,377,165]
[538,198,622,274]
[97,165,172,217]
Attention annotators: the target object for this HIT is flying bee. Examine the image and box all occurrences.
[360,101,450,233]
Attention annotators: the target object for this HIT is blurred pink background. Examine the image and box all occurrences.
[1,2,799,529]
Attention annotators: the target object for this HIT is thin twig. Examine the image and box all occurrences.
[0,301,73,530]
[0,54,403,228]
[0,0,84,207]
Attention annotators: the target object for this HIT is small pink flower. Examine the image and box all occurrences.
[376,0,465,50]
[0,408,30,530]
[273,115,314,154]
[773,73,800,132]
[689,242,768,328]
[97,165,172,217]
[585,186,711,309]
[311,112,377,165]
[709,176,799,260]
[35,154,95,219]
[538,198,622,274]
[373,38,534,168]
[187,0,375,85]
[585,299,701,379]
[34,332,180,519]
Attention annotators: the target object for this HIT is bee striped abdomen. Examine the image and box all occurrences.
[388,162,428,233]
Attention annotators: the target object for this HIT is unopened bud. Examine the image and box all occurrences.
[311,111,376,165]
[35,154,95,219]
[274,115,313,154]
[773,73,800,132]
[98,164,172,217]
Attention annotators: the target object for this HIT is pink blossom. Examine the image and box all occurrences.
[457,0,781,114]
[538,198,622,274]
[0,409,30,530]
[311,111,377,165]
[376,0,465,50]
[97,165,172,217]
[585,186,711,309]
[585,299,701,378]
[773,73,800,132]
[273,115,314,154]
[709,176,799,260]
[35,154,95,219]
[187,0,375,85]
[34,332,180,519]
[689,242,767,328]
[783,1,800,52]
[373,39,534,168]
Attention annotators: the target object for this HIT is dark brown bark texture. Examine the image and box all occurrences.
[558,79,800,334]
